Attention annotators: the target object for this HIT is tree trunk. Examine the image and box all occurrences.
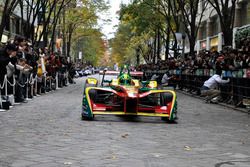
[223,27,233,46]
[0,0,11,41]
[67,31,73,58]
[157,27,161,63]
[165,26,170,60]
[153,31,157,64]
[189,37,196,58]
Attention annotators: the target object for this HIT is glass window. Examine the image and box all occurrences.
[247,2,250,24]
[211,16,219,36]
[201,22,207,39]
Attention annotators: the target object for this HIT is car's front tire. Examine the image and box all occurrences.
[81,114,94,121]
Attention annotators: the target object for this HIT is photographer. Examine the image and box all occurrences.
[200,69,230,103]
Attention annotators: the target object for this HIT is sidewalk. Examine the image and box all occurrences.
[177,89,250,114]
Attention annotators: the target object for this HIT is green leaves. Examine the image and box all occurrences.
[65,0,108,65]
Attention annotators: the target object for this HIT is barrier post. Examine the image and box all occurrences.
[49,77,52,90]
[26,77,31,101]
[35,76,37,96]
[0,83,2,109]
[13,75,15,96]
[44,73,47,93]
[56,72,59,89]
[66,71,69,85]
[31,79,34,98]
[5,75,7,97]
[7,75,15,106]
[0,76,6,110]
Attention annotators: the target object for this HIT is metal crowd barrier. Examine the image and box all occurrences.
[144,68,250,107]
[0,71,69,110]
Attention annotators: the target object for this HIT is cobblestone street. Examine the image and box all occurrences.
[0,76,250,167]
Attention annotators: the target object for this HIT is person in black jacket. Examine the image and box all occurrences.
[0,44,18,86]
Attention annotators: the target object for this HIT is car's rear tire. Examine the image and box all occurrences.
[161,117,177,124]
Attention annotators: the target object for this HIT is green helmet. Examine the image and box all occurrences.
[118,65,131,85]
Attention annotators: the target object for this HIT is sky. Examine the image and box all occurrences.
[100,0,131,39]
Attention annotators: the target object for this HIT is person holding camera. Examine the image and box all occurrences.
[200,69,230,103]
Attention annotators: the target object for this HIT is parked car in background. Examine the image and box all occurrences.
[82,69,92,76]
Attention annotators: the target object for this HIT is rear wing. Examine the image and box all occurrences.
[99,70,143,77]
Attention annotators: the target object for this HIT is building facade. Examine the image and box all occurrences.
[193,0,250,52]
[0,0,37,43]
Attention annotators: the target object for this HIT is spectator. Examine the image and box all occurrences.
[0,43,18,91]
[161,72,172,86]
[200,69,230,103]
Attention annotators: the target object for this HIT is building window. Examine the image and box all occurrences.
[201,22,207,39]
[16,19,20,34]
[247,2,250,24]
[211,16,219,36]
[239,2,247,26]
[10,17,16,34]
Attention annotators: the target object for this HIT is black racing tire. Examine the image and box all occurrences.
[84,83,97,100]
[161,117,177,124]
[160,92,173,106]
[160,92,177,123]
[81,114,94,121]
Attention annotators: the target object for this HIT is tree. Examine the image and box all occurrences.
[71,28,105,66]
[112,1,166,65]
[64,1,99,57]
[0,0,19,42]
[18,0,41,41]
[63,0,108,62]
[207,0,237,47]
[143,0,182,59]
[177,0,208,58]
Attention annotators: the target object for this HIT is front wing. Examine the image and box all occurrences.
[82,87,177,121]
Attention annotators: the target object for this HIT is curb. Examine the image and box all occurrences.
[177,90,250,114]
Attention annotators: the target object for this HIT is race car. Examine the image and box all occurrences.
[81,65,177,122]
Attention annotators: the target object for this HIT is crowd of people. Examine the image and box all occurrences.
[138,47,250,73]
[138,44,250,108]
[0,37,75,109]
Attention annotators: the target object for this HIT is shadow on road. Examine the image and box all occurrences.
[81,115,178,124]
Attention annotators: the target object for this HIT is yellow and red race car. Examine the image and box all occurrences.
[81,65,177,122]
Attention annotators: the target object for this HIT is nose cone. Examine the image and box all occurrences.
[127,92,138,98]
[124,87,139,98]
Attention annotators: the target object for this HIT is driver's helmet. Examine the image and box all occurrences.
[119,73,131,85]
[119,65,131,85]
